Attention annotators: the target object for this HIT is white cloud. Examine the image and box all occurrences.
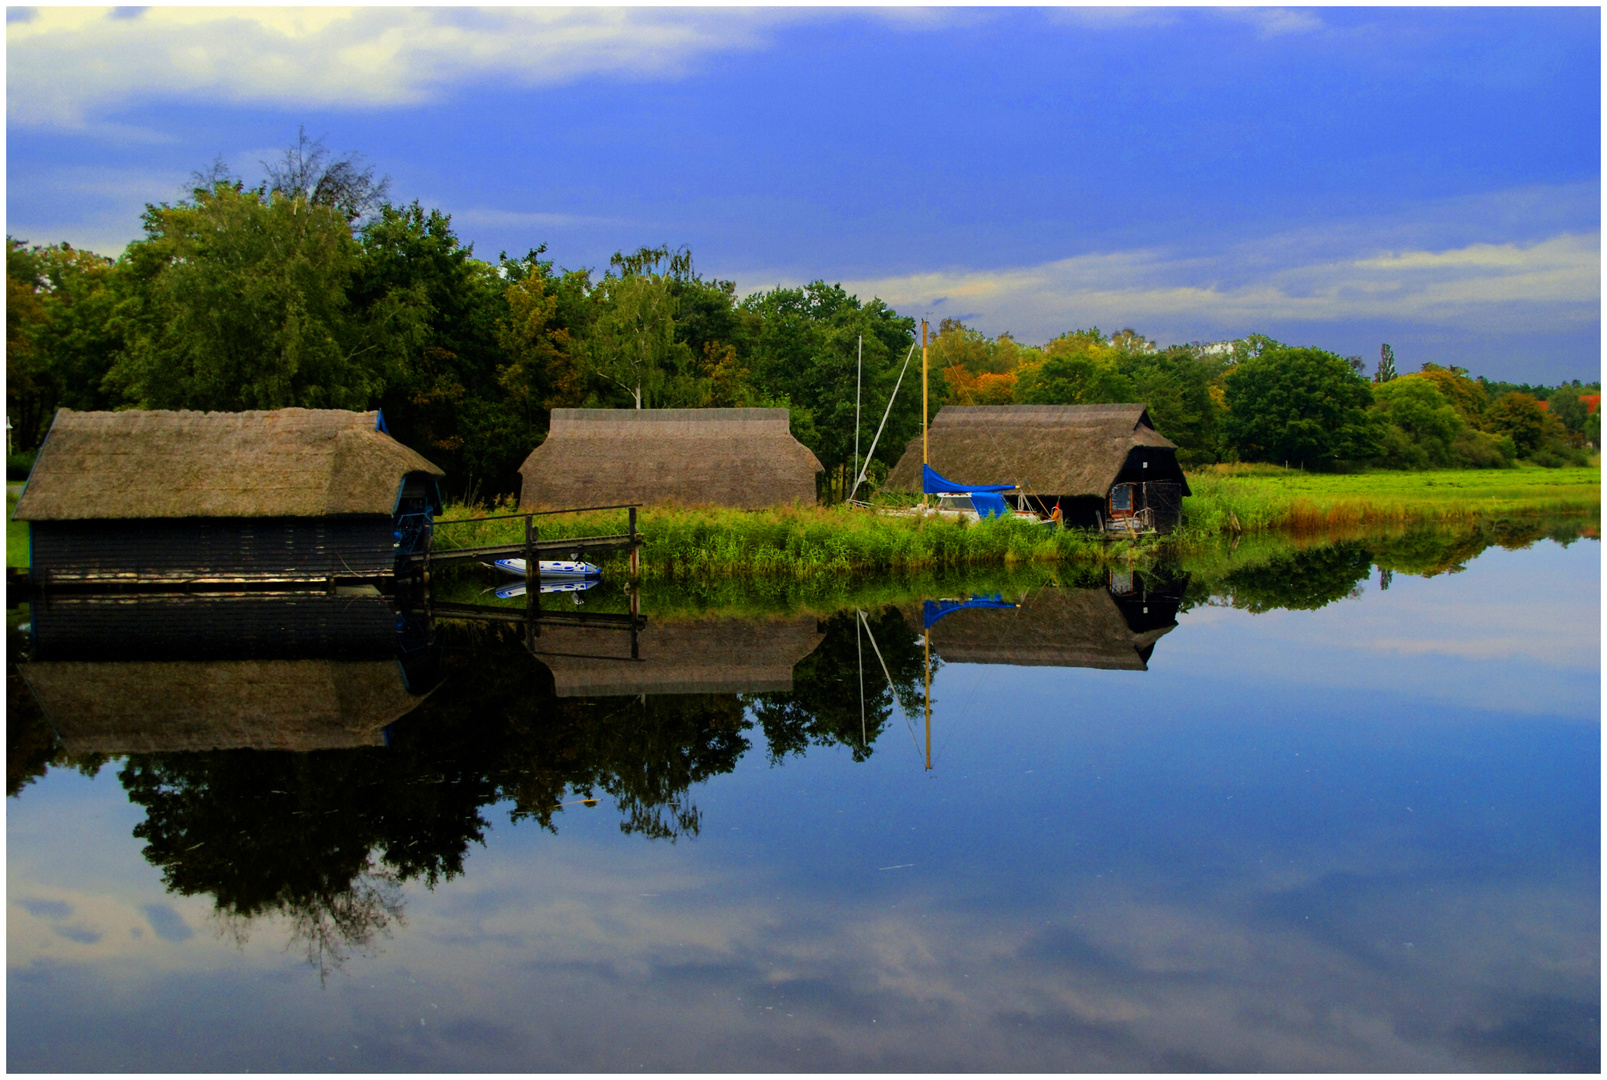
[1215,7,1328,38]
[786,230,1600,345]
[7,7,820,127]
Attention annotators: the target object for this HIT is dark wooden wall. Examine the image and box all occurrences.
[29,517,401,584]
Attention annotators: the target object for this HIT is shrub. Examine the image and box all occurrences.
[7,451,37,481]
[1372,376,1463,466]
[1450,428,1514,468]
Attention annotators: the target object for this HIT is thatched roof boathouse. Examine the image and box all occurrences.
[903,581,1183,672]
[18,587,439,753]
[519,408,823,510]
[14,408,444,585]
[21,659,427,755]
[885,404,1191,533]
[528,615,825,697]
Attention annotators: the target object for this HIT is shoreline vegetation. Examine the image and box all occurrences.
[6,466,1597,578]
[432,462,1601,580]
[432,509,1597,623]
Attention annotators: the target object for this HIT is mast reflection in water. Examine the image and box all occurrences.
[10,533,1594,1072]
[12,574,1178,977]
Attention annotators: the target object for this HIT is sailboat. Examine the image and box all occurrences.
[849,320,1047,523]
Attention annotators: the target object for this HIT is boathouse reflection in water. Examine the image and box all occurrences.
[10,574,1184,977]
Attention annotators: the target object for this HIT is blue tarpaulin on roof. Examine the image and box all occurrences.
[923,593,1017,629]
[922,464,1013,518]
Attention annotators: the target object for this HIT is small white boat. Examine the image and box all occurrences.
[494,579,597,600]
[493,557,602,580]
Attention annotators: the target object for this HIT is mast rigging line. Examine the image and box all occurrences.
[858,609,924,761]
[848,340,918,504]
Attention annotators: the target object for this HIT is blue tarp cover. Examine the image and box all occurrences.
[923,593,1017,629]
[922,464,1012,494]
[922,464,1013,518]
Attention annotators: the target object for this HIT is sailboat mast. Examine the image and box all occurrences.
[857,609,866,749]
[921,319,929,508]
[853,335,862,504]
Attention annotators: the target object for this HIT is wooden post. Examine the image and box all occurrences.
[524,515,539,634]
[628,506,640,581]
[629,582,640,660]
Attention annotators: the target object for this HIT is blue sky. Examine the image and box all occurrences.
[6,6,1601,382]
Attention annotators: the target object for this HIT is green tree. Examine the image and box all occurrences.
[353,202,535,492]
[495,247,581,435]
[7,239,123,449]
[1372,376,1464,467]
[580,270,694,409]
[1485,391,1546,456]
[1375,343,1397,383]
[1222,344,1380,467]
[1122,346,1226,464]
[1015,328,1138,405]
[107,182,429,412]
[1416,362,1488,427]
[1545,385,1592,439]
[742,281,917,499]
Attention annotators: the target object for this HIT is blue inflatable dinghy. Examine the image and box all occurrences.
[493,557,603,580]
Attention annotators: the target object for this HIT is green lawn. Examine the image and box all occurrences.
[1181,463,1600,535]
[7,487,26,569]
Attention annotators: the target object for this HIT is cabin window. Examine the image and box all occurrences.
[1109,484,1134,515]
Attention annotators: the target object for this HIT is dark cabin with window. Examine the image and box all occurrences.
[13,408,444,585]
[885,404,1191,533]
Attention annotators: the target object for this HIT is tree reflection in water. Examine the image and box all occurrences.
[748,608,927,764]
[97,613,927,977]
[8,514,1594,980]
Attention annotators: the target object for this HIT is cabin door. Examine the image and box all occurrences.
[1108,483,1136,519]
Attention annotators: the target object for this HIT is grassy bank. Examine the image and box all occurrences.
[7,487,25,569]
[1180,463,1601,537]
[438,464,1597,579]
[434,501,1150,578]
[434,511,1598,624]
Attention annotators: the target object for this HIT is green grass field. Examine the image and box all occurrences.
[1180,463,1600,537]
[7,487,26,569]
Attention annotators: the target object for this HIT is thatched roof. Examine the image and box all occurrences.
[530,615,825,697]
[14,408,444,521]
[885,404,1179,497]
[19,659,426,754]
[901,586,1175,671]
[519,408,822,510]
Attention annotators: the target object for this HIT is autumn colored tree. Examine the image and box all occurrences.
[1484,391,1546,455]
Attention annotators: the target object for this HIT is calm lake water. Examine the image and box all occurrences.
[7,529,1600,1072]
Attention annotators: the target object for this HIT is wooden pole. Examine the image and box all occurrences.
[629,581,640,660]
[921,319,929,508]
[628,506,640,581]
[923,627,932,771]
[524,515,539,635]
